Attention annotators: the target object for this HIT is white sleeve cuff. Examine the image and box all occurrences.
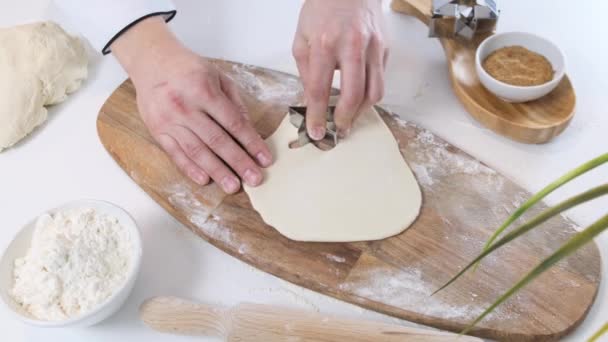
[54,0,176,54]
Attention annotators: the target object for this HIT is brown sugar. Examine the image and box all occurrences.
[482,46,554,86]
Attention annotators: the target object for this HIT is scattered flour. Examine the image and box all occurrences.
[412,129,496,177]
[411,163,435,186]
[511,192,528,209]
[167,183,211,221]
[390,114,497,189]
[323,253,346,263]
[392,114,410,129]
[195,215,234,246]
[229,63,302,104]
[560,215,581,232]
[339,267,489,320]
[11,208,132,321]
[165,183,245,252]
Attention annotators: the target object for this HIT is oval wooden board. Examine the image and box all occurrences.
[391,0,576,144]
[97,60,600,341]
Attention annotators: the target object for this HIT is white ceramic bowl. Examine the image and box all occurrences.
[476,32,566,103]
[0,200,142,327]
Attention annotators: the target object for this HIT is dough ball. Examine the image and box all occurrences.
[0,21,88,152]
[0,70,47,149]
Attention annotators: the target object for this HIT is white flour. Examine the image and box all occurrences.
[162,182,253,255]
[11,208,132,321]
[410,129,496,179]
[338,267,499,320]
[229,63,303,104]
[390,114,497,188]
[323,253,346,263]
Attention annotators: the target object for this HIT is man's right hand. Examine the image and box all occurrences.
[111,17,272,194]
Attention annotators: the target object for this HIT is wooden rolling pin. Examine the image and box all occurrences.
[140,296,482,341]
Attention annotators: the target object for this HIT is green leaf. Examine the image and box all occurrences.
[462,214,608,335]
[476,153,608,270]
[433,184,608,295]
[588,322,608,342]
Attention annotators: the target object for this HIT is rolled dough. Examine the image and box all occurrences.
[244,107,422,242]
[0,21,87,152]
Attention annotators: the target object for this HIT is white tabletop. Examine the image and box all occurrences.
[1,1,607,341]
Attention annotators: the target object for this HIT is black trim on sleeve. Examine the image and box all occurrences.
[101,10,177,55]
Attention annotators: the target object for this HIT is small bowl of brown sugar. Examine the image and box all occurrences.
[476,32,565,102]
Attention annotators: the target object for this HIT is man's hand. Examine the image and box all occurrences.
[111,17,272,193]
[293,0,388,139]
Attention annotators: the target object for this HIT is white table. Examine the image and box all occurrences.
[1,1,606,341]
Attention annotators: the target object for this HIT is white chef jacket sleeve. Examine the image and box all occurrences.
[53,0,176,55]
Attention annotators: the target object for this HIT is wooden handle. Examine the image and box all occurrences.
[140,296,229,336]
[391,0,432,25]
[140,296,483,342]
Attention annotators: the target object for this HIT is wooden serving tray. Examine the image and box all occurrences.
[391,0,576,144]
[97,60,599,341]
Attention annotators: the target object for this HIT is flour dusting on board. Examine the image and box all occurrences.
[412,130,496,179]
[392,114,410,129]
[165,183,244,250]
[390,114,498,189]
[323,253,346,263]
[411,163,435,186]
[195,215,235,246]
[340,267,499,320]
[229,63,302,104]
[167,183,211,228]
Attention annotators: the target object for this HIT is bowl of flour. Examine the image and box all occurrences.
[0,200,142,327]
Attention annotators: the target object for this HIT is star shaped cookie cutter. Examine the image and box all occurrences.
[288,106,338,150]
[430,0,500,40]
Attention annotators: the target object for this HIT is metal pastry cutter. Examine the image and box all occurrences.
[430,0,500,40]
[288,106,338,150]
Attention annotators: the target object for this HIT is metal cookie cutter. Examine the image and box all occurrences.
[430,0,500,41]
[288,106,338,150]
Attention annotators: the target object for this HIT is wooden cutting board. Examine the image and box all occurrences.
[97,60,601,341]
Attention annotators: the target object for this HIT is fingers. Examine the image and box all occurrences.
[292,35,310,86]
[334,46,366,137]
[138,54,275,193]
[170,125,242,194]
[305,39,337,141]
[156,133,210,186]
[298,35,387,140]
[186,112,264,190]
[363,34,386,109]
[157,96,267,194]
[170,69,271,193]
[336,36,388,127]
[207,78,273,168]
